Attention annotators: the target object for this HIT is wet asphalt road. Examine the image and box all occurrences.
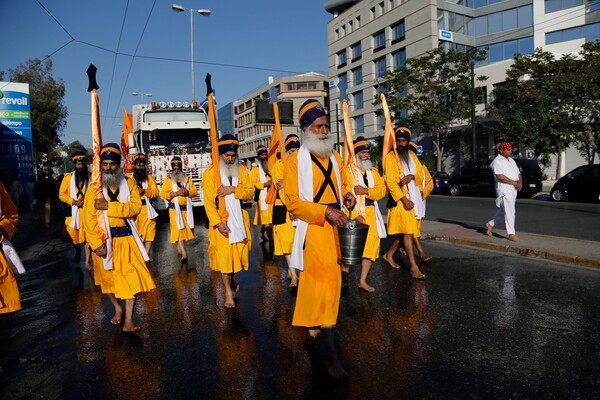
[1,207,599,399]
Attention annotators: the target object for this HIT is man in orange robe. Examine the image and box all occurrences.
[285,99,356,379]
[0,181,22,314]
[203,134,254,308]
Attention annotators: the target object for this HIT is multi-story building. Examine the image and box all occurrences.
[223,73,330,163]
[325,0,600,176]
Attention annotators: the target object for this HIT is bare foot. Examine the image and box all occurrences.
[122,324,141,333]
[110,309,123,325]
[84,263,93,271]
[224,290,236,308]
[308,328,321,339]
[325,357,348,379]
[289,276,298,288]
[420,254,433,263]
[485,223,493,237]
[508,234,522,242]
[397,247,407,256]
[410,268,426,279]
[383,253,401,269]
[358,282,375,293]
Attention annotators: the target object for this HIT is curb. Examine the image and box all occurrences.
[424,234,600,270]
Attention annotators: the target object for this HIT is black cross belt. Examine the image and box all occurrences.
[110,225,132,237]
[365,199,375,206]
[310,153,339,204]
[169,203,186,211]
[107,187,120,202]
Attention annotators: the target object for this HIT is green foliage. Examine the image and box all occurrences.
[419,153,437,173]
[458,136,471,163]
[4,58,67,168]
[376,47,487,171]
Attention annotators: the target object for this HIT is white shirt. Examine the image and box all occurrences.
[491,155,520,199]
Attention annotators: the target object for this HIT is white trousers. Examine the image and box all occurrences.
[488,196,516,235]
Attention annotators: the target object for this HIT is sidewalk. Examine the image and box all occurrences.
[421,219,600,269]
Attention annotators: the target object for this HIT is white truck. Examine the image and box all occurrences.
[126,101,212,210]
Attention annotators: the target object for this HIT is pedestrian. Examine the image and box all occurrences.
[58,150,92,269]
[250,145,273,242]
[82,143,156,333]
[0,181,25,314]
[343,136,387,293]
[33,171,56,228]
[128,154,159,258]
[159,156,198,263]
[284,99,356,379]
[7,172,22,211]
[271,134,301,288]
[486,141,522,242]
[202,134,254,308]
[382,127,426,279]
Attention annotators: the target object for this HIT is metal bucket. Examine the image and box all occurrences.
[337,222,369,266]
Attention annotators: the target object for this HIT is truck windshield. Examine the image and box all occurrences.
[143,129,210,153]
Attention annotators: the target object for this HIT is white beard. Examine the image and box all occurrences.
[356,158,374,171]
[302,129,335,158]
[171,171,185,186]
[102,168,122,188]
[220,161,239,180]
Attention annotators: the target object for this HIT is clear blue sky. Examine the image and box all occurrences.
[0,0,332,148]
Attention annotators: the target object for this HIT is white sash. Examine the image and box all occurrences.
[171,177,194,230]
[291,146,341,271]
[403,154,424,220]
[220,170,247,244]
[101,177,149,270]
[0,196,25,274]
[142,180,158,220]
[258,163,269,212]
[358,169,387,239]
[69,173,88,229]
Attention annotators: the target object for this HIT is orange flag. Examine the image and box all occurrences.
[121,108,134,173]
[341,100,365,216]
[380,93,408,198]
[86,64,108,243]
[206,73,228,223]
[265,102,285,205]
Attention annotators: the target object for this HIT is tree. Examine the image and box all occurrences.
[4,58,67,168]
[488,49,574,171]
[378,47,487,171]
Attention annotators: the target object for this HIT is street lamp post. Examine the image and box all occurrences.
[470,60,476,161]
[132,92,153,105]
[172,4,211,103]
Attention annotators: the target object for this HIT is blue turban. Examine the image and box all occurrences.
[100,143,121,164]
[256,145,267,156]
[71,150,87,163]
[218,134,239,155]
[284,134,300,152]
[171,156,182,166]
[133,153,147,165]
[353,136,370,153]
[394,126,412,141]
[299,99,327,130]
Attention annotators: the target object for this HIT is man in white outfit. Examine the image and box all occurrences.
[486,142,522,242]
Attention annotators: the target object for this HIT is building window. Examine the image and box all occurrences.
[370,7,376,20]
[338,73,348,100]
[545,0,583,14]
[392,20,405,43]
[546,21,600,44]
[475,86,488,105]
[354,90,364,110]
[590,0,600,12]
[373,30,386,52]
[375,57,387,77]
[356,16,361,28]
[393,48,406,70]
[353,67,363,85]
[467,5,532,36]
[378,2,385,16]
[337,49,347,67]
[334,29,339,41]
[351,42,362,61]
[354,115,365,134]
[476,36,535,65]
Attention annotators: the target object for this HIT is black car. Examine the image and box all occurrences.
[550,164,600,203]
[431,171,450,193]
[448,159,543,198]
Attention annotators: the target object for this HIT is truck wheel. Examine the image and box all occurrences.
[448,184,460,196]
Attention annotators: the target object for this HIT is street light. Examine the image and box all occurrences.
[172,4,211,103]
[132,92,153,105]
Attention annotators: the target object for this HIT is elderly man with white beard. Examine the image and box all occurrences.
[202,134,254,309]
[342,136,387,293]
[83,143,156,333]
[160,156,198,263]
[250,145,273,242]
[284,99,356,379]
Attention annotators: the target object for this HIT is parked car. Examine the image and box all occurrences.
[431,171,450,194]
[550,164,600,203]
[447,159,543,198]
